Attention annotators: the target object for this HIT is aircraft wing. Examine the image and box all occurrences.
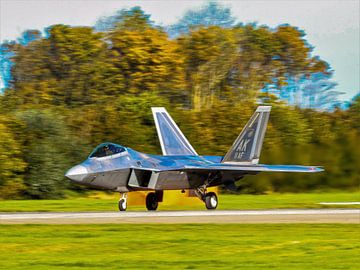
[158,163,324,173]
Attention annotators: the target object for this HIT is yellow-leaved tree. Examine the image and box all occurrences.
[0,116,27,198]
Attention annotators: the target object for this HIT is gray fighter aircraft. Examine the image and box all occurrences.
[65,106,323,211]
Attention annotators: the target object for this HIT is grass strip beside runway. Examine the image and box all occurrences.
[0,192,359,212]
[1,224,359,270]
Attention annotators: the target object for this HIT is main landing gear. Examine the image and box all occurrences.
[118,191,163,211]
[146,192,158,211]
[118,193,127,211]
[145,191,163,211]
[195,186,218,210]
[118,190,217,211]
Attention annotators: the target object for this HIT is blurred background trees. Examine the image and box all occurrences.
[166,0,236,38]
[0,2,358,198]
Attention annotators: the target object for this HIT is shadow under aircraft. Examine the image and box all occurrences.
[66,106,323,211]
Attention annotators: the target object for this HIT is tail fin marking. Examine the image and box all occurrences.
[222,106,271,164]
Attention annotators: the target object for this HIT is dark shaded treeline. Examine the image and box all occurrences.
[0,8,359,198]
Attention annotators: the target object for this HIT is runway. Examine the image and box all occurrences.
[1,209,359,224]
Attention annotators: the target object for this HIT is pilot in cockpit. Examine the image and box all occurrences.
[103,145,113,156]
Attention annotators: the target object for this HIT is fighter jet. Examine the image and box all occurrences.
[65,106,323,211]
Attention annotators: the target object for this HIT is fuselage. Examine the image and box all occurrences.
[65,143,225,191]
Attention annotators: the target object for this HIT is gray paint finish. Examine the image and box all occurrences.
[65,106,323,193]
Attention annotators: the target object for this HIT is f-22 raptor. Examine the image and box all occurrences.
[65,106,323,211]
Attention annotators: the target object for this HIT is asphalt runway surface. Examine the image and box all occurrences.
[1,209,359,224]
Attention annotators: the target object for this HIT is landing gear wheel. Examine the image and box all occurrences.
[118,193,127,211]
[146,192,158,211]
[204,192,218,210]
[118,199,127,211]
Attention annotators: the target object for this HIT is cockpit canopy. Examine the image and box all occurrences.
[89,143,126,158]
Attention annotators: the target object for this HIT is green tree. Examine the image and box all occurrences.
[10,25,123,107]
[0,115,26,198]
[107,12,186,102]
[178,24,328,111]
[15,109,85,198]
[348,94,360,131]
[167,0,236,38]
[95,6,153,32]
[178,26,239,110]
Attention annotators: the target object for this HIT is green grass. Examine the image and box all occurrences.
[0,224,359,269]
[0,192,359,212]
[219,192,360,210]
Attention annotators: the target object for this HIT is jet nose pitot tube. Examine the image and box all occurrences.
[65,165,88,182]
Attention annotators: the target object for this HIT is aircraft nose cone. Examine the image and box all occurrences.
[65,165,88,182]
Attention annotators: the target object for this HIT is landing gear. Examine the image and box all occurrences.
[118,193,127,211]
[204,192,218,210]
[146,192,159,211]
[195,186,218,210]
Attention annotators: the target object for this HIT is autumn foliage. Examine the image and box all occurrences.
[0,7,358,198]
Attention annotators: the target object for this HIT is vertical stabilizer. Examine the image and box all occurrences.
[152,107,198,156]
[222,106,271,164]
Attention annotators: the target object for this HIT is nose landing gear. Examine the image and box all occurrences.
[118,193,127,211]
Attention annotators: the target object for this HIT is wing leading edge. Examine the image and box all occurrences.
[155,163,324,173]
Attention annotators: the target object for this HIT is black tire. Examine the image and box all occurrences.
[118,199,127,211]
[205,192,218,210]
[146,192,158,211]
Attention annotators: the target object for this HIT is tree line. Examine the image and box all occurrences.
[0,6,358,199]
